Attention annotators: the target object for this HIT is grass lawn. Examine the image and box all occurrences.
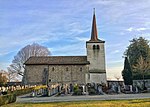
[2,99,150,107]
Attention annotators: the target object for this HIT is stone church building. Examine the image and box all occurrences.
[24,11,107,86]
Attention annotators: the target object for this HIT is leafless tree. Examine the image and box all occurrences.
[9,43,51,76]
[6,67,20,82]
[0,70,8,85]
[133,55,150,89]
[133,56,150,72]
[133,55,150,79]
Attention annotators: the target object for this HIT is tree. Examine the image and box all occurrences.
[9,43,51,77]
[6,67,20,82]
[133,55,150,89]
[133,56,150,78]
[0,70,8,86]
[125,37,150,79]
[122,57,133,85]
[125,37,150,70]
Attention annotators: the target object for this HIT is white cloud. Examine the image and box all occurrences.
[126,27,134,32]
[126,27,149,32]
[137,27,148,31]
[75,37,89,42]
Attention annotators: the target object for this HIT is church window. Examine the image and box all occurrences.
[52,67,54,71]
[97,45,100,49]
[93,45,96,49]
[88,74,90,79]
[66,67,68,71]
[80,67,82,72]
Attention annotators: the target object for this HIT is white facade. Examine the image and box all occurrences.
[86,73,107,84]
[86,42,106,71]
[86,42,107,84]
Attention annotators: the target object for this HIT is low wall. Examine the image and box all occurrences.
[133,79,150,90]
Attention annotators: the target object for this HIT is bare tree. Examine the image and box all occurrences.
[9,43,51,76]
[0,70,8,86]
[133,55,150,89]
[6,67,20,82]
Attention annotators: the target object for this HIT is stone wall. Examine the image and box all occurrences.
[25,65,48,85]
[86,73,107,84]
[25,64,88,85]
[133,79,150,89]
[48,65,88,85]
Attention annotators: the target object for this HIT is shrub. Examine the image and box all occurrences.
[73,89,82,95]
[73,85,82,95]
[0,94,16,106]
[8,87,34,96]
[88,88,97,95]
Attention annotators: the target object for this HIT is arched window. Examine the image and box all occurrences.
[80,67,82,72]
[66,67,68,71]
[97,45,100,49]
[93,45,96,49]
[52,67,54,71]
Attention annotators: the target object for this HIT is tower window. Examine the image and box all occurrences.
[93,45,100,50]
[52,67,54,71]
[97,45,100,49]
[93,45,96,49]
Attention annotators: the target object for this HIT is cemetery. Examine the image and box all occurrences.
[1,79,150,106]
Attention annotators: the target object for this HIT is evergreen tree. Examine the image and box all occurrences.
[125,37,150,79]
[122,57,133,85]
[125,37,150,70]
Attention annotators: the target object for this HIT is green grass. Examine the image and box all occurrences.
[2,99,150,107]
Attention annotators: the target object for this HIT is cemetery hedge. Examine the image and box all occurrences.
[0,87,34,106]
[9,87,34,96]
[0,86,47,106]
[0,94,16,106]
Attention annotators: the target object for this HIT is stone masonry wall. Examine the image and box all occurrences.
[86,42,106,72]
[25,65,48,85]
[25,64,88,85]
[48,65,88,85]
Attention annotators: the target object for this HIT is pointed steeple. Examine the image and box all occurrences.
[90,8,99,41]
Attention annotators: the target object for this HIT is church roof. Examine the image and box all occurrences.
[87,8,105,43]
[25,56,90,65]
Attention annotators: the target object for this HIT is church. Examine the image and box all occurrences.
[24,11,107,86]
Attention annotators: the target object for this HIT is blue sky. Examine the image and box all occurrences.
[0,0,150,80]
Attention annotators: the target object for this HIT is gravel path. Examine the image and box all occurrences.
[16,93,150,103]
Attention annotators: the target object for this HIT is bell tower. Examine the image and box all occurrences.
[86,9,107,84]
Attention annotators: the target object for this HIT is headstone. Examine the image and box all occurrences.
[82,85,85,94]
[70,84,73,93]
[130,85,133,92]
[118,86,121,93]
[98,86,104,94]
[135,87,138,93]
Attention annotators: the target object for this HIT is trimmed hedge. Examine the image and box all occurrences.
[0,88,33,106]
[0,94,16,106]
[0,86,46,106]
[10,88,34,96]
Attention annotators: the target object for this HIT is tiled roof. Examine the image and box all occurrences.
[25,56,90,65]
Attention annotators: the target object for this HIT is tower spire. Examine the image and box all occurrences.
[90,8,98,41]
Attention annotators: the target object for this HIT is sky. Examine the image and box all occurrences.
[0,0,150,80]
